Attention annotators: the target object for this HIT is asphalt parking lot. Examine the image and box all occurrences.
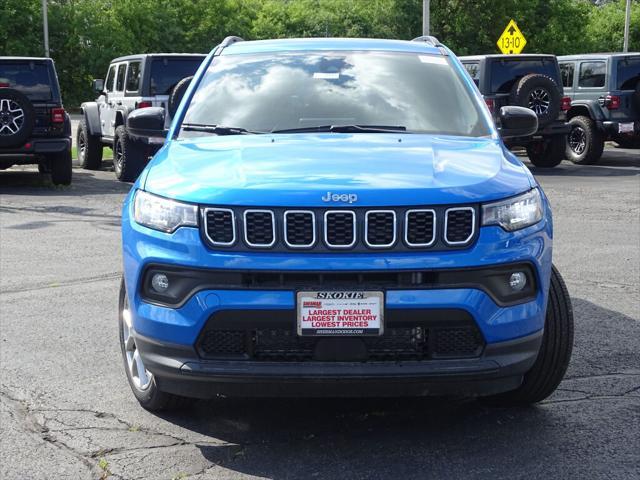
[1,147,639,480]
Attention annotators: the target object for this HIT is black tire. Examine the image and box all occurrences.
[49,149,72,185]
[526,136,565,168]
[77,118,103,170]
[168,76,193,119]
[509,74,561,128]
[0,88,35,148]
[633,81,640,111]
[484,265,574,406]
[565,115,604,165]
[113,125,148,182]
[118,278,192,411]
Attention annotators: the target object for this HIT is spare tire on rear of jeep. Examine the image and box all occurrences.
[509,74,561,128]
[168,76,194,119]
[0,88,36,148]
[634,81,640,111]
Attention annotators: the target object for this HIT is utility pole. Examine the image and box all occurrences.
[422,0,430,36]
[42,0,49,57]
[623,0,631,53]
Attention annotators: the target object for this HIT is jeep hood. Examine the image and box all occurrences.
[143,134,533,207]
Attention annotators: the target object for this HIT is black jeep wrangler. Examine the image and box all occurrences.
[559,53,640,164]
[0,57,72,185]
[460,54,570,168]
[79,53,205,182]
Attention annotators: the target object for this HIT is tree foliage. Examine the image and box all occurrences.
[1,0,637,107]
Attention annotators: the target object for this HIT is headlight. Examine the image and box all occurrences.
[133,190,198,233]
[482,188,543,231]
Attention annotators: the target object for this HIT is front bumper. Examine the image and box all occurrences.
[136,329,542,398]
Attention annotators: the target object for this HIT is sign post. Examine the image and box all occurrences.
[497,19,526,55]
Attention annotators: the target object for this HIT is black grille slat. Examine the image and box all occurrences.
[445,209,474,244]
[432,327,483,357]
[406,210,435,246]
[325,211,355,247]
[366,211,395,247]
[199,330,246,356]
[197,326,483,361]
[285,211,315,247]
[205,209,235,245]
[245,211,275,246]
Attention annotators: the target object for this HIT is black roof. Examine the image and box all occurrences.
[459,54,557,61]
[0,56,54,63]
[558,52,640,60]
[110,53,207,63]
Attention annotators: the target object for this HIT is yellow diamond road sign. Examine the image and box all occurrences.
[497,19,527,54]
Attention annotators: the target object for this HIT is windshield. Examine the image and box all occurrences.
[180,51,491,137]
[149,57,205,95]
[0,61,54,101]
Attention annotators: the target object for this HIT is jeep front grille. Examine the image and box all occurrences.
[202,206,477,252]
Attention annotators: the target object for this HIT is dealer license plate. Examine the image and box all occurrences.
[297,291,384,336]
[618,122,634,134]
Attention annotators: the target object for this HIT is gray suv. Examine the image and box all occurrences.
[559,53,640,164]
[79,53,206,181]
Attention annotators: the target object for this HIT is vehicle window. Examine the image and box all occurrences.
[115,64,126,92]
[105,65,116,92]
[616,56,640,90]
[149,57,204,95]
[126,61,142,92]
[578,61,606,88]
[559,63,574,88]
[462,62,480,86]
[490,59,558,94]
[182,51,491,138]
[0,61,53,101]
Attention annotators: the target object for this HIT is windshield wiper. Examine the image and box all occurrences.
[181,123,263,135]
[271,124,408,134]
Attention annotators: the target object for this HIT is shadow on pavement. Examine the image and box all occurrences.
[0,161,132,197]
[155,297,639,479]
[522,148,639,177]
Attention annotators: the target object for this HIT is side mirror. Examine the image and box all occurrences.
[92,79,104,93]
[127,107,166,139]
[497,106,538,138]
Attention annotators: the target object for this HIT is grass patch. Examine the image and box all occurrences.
[71,146,112,160]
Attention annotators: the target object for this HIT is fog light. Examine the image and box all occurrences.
[509,272,527,291]
[151,273,169,293]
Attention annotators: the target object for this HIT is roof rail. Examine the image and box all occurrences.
[220,36,244,48]
[411,35,442,47]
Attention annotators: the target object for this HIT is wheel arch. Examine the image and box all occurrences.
[80,102,101,136]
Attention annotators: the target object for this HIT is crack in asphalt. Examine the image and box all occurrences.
[1,272,122,295]
[1,386,241,479]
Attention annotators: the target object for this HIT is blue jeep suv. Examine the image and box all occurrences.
[120,36,573,411]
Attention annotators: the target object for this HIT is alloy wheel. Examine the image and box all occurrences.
[122,296,153,391]
[78,130,86,162]
[528,88,550,115]
[568,126,587,155]
[115,137,124,170]
[0,99,25,136]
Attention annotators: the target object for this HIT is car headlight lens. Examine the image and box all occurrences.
[133,190,198,233]
[482,188,543,231]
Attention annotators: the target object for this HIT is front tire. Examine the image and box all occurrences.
[565,115,604,165]
[526,136,565,168]
[113,125,147,182]
[118,278,191,411]
[484,265,574,406]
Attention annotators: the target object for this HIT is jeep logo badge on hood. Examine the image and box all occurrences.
[322,192,358,203]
